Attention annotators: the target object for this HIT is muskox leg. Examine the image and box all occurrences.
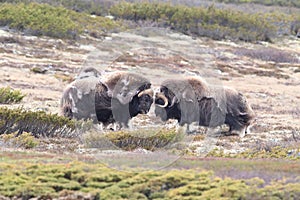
[114,122,122,131]
[245,125,251,135]
[186,124,192,134]
[229,127,246,138]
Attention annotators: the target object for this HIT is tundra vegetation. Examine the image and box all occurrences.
[0,1,300,40]
[0,87,25,104]
[0,0,299,199]
[0,2,119,39]
[0,154,299,199]
[215,0,300,8]
[0,107,77,137]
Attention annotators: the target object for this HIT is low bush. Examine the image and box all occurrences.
[110,2,276,42]
[1,132,39,148]
[84,128,184,151]
[207,146,300,160]
[0,107,77,138]
[0,2,119,39]
[216,0,300,8]
[0,87,25,104]
[0,0,111,15]
[0,159,299,199]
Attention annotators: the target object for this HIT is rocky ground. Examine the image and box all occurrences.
[0,27,300,170]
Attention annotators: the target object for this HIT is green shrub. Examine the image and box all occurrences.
[0,107,77,137]
[216,0,300,8]
[84,128,184,151]
[207,146,300,160]
[110,2,276,42]
[0,159,299,199]
[0,0,109,15]
[0,87,25,104]
[0,2,119,39]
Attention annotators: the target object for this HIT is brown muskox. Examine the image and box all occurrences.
[60,67,102,122]
[94,71,154,128]
[155,76,255,137]
[60,69,154,129]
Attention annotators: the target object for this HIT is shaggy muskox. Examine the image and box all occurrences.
[60,67,102,122]
[60,68,153,129]
[95,72,153,128]
[155,77,255,137]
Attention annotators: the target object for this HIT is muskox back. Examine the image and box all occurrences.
[60,67,101,122]
[61,70,154,129]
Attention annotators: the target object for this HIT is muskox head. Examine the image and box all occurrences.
[95,72,154,128]
[154,78,202,128]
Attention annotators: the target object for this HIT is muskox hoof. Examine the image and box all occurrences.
[229,128,247,138]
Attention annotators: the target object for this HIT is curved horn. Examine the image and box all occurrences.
[155,93,168,108]
[138,88,154,97]
[170,96,178,107]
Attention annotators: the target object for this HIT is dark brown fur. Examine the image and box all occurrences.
[95,72,153,128]
[155,77,255,136]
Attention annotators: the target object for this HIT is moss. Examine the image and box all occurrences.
[0,87,25,104]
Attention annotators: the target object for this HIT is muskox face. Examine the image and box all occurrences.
[136,91,154,114]
[128,84,154,117]
[155,86,181,122]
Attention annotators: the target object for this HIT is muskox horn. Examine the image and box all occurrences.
[138,88,154,97]
[156,93,168,108]
[170,96,178,107]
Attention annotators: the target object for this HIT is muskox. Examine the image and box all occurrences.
[60,68,154,129]
[60,67,102,122]
[155,77,255,137]
[95,72,153,128]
